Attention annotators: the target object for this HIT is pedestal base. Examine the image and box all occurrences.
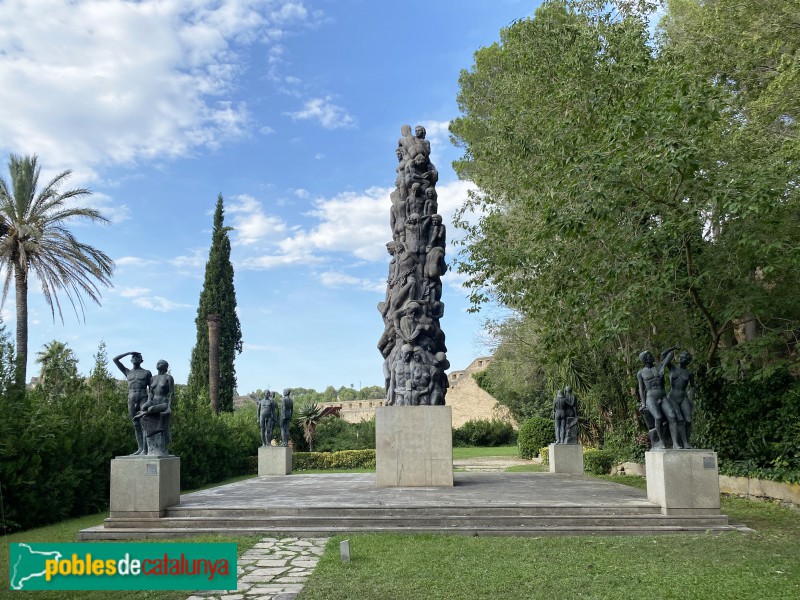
[646,449,720,515]
[110,456,180,518]
[258,446,292,476]
[549,443,584,474]
[376,406,453,487]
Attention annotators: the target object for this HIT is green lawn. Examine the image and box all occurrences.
[0,474,264,600]
[451,445,519,459]
[299,493,800,600]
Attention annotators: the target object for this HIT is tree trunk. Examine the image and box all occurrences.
[207,314,221,414]
[14,266,27,391]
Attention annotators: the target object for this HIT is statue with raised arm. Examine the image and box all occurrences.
[113,351,152,455]
[280,389,294,447]
[133,359,174,456]
[258,390,277,446]
[637,346,686,449]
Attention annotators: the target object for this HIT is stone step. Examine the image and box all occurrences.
[165,504,663,518]
[104,513,731,530]
[79,522,746,541]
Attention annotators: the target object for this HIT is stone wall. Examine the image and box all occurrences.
[318,356,515,429]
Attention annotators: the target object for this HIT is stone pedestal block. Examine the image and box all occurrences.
[646,449,720,515]
[258,446,293,476]
[549,443,584,474]
[110,456,180,518]
[376,406,453,487]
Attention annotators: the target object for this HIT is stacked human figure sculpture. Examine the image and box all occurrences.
[637,347,695,449]
[379,124,449,406]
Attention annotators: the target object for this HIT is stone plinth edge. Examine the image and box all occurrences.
[646,449,720,515]
[376,406,453,487]
[549,443,584,474]
[109,455,180,518]
[258,445,293,476]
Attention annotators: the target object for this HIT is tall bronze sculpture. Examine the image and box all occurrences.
[113,351,152,455]
[379,124,449,405]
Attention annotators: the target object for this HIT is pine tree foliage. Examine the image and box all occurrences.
[186,194,242,412]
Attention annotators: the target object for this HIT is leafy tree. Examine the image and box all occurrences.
[0,154,114,389]
[451,0,799,376]
[35,340,79,399]
[186,194,242,412]
[88,340,119,402]
[0,318,15,397]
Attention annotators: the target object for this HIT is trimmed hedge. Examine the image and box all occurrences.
[294,449,376,470]
[452,419,517,447]
[518,417,554,458]
[583,448,617,475]
[540,446,549,466]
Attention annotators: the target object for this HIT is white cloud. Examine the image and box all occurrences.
[318,271,385,293]
[228,194,287,245]
[118,286,191,311]
[115,256,157,267]
[285,97,355,129]
[118,287,152,298]
[0,0,318,177]
[235,180,477,271]
[170,248,207,275]
[132,296,193,312]
[293,188,309,198]
[419,120,452,154]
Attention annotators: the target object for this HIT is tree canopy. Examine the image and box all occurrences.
[451,0,799,378]
[450,0,799,461]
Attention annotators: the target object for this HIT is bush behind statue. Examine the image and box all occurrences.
[518,417,554,458]
[452,418,517,447]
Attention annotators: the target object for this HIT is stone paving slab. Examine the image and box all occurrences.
[185,536,329,600]
[174,472,655,511]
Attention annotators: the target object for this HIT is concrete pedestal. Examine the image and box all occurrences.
[646,449,721,515]
[376,406,453,487]
[109,456,180,518]
[549,443,584,474]
[258,446,292,476]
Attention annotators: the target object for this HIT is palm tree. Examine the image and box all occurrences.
[35,339,78,397]
[0,154,114,389]
[296,402,324,451]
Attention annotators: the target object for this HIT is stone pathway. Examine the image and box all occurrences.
[185,536,329,600]
[453,456,538,472]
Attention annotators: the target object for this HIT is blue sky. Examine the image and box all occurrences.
[0,0,542,395]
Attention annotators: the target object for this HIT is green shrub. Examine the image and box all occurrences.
[452,419,517,447]
[293,449,376,471]
[314,416,376,452]
[517,417,554,458]
[583,448,617,475]
[540,446,549,466]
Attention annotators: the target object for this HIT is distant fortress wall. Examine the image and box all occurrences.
[318,356,516,429]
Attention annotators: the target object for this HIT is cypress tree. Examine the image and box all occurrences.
[186,194,243,412]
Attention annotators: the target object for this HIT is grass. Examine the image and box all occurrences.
[299,477,800,600]
[451,445,519,459]
[0,474,265,600]
[505,464,547,473]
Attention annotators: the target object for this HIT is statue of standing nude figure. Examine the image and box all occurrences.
[258,390,277,446]
[637,346,690,449]
[113,351,152,455]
